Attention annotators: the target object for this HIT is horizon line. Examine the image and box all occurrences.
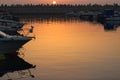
[0,3,119,6]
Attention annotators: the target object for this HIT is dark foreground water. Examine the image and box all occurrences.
[1,18,120,80]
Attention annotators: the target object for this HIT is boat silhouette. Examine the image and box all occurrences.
[0,31,34,54]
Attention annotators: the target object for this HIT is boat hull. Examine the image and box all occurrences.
[0,40,31,54]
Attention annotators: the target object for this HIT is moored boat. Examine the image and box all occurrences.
[0,31,33,54]
[0,19,24,32]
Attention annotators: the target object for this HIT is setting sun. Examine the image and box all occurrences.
[52,0,56,5]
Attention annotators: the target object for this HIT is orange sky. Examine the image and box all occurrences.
[0,0,120,5]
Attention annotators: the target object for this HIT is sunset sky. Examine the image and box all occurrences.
[0,0,120,5]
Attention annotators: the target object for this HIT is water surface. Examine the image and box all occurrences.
[1,18,120,80]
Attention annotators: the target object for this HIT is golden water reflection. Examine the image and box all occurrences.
[23,19,120,80]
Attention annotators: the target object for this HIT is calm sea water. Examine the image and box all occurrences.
[1,18,120,80]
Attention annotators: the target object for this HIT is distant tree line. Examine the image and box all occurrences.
[0,4,119,15]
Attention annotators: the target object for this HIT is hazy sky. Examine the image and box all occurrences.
[0,0,120,5]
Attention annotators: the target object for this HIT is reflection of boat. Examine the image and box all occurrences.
[103,23,119,31]
[0,31,33,54]
[104,24,116,31]
[0,52,36,79]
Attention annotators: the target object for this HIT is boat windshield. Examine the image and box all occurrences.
[0,31,7,37]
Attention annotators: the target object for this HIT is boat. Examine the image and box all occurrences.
[97,10,120,24]
[0,19,24,32]
[0,15,19,21]
[0,10,20,21]
[105,14,120,24]
[0,31,33,54]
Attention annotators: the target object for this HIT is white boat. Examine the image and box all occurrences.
[0,19,24,32]
[0,31,33,54]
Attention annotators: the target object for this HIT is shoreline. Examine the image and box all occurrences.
[0,4,119,16]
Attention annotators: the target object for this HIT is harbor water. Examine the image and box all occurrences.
[1,18,120,80]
